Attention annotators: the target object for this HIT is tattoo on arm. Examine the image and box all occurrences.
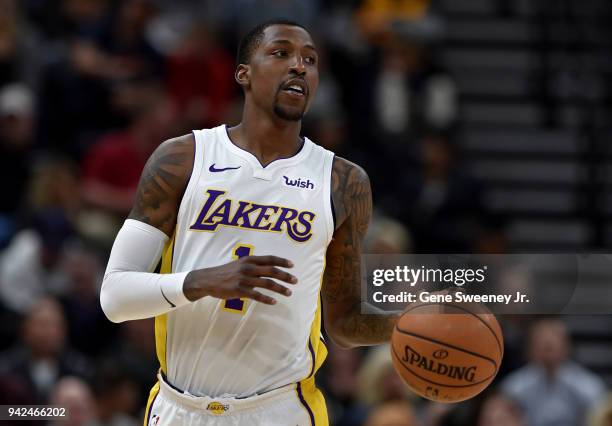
[324,158,369,304]
[323,157,397,346]
[128,134,194,236]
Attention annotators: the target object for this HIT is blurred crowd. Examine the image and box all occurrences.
[0,0,610,425]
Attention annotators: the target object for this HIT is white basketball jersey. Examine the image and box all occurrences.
[155,125,335,398]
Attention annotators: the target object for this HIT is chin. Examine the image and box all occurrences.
[273,105,305,121]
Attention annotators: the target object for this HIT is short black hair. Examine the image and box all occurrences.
[237,19,308,65]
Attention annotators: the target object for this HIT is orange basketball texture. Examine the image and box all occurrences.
[390,301,504,403]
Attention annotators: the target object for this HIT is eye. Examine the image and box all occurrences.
[272,50,287,57]
[305,56,317,65]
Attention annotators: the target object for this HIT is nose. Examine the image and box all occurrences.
[289,55,306,76]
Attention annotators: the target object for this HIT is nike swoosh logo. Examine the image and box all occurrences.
[209,163,241,173]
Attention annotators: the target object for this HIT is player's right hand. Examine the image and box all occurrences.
[183,256,297,305]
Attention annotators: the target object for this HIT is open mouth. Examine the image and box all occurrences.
[283,85,305,96]
[281,80,307,97]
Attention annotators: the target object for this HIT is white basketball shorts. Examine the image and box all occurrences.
[144,373,327,426]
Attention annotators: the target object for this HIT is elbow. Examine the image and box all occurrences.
[329,336,357,350]
[99,280,126,323]
[324,321,358,350]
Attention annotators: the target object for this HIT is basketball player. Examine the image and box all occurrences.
[100,20,398,426]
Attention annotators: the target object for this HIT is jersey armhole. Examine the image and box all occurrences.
[176,130,205,234]
[322,152,335,245]
[330,194,336,231]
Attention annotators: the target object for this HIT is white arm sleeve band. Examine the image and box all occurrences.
[100,219,191,323]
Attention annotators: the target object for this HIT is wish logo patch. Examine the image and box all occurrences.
[283,175,314,190]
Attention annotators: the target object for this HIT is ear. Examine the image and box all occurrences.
[235,64,250,89]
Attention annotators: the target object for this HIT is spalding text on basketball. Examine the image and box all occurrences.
[402,345,477,383]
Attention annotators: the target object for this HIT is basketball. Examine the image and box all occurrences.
[390,300,504,403]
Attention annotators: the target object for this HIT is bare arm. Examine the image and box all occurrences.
[128,134,195,236]
[322,157,399,348]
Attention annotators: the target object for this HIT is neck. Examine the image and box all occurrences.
[228,102,303,167]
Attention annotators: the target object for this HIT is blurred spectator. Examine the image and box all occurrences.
[421,402,454,426]
[106,318,158,408]
[434,400,479,426]
[0,0,23,81]
[357,345,413,407]
[501,319,606,426]
[166,23,235,129]
[0,83,35,245]
[588,394,612,426]
[496,315,531,379]
[355,31,455,147]
[364,400,419,426]
[319,342,367,426]
[304,43,344,121]
[92,360,140,426]
[0,297,90,403]
[302,44,351,156]
[305,113,349,156]
[0,0,42,87]
[49,376,98,426]
[59,244,115,356]
[476,391,526,426]
[27,156,82,218]
[356,0,432,37]
[82,88,176,213]
[80,88,176,244]
[0,209,74,314]
[472,215,509,254]
[101,0,163,80]
[53,0,112,41]
[365,212,412,254]
[36,0,162,157]
[37,42,115,155]
[393,132,485,251]
[221,0,320,36]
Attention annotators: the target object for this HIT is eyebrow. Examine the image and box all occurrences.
[268,39,317,52]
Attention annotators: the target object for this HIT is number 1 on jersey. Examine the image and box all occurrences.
[222,244,253,314]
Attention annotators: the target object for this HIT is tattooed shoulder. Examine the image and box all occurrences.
[128,133,195,236]
[331,156,372,229]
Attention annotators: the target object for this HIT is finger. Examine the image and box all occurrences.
[247,278,292,297]
[251,266,298,284]
[248,255,294,268]
[239,288,277,305]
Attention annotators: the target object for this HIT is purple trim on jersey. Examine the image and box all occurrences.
[307,340,316,378]
[297,382,315,426]
[223,125,305,169]
[146,388,159,425]
[190,130,197,171]
[330,155,337,230]
[330,194,336,230]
